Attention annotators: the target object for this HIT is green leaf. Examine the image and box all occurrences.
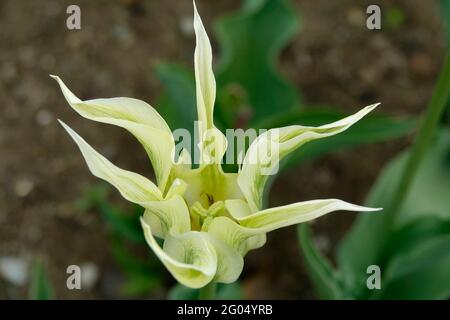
[75,184,109,212]
[337,129,450,298]
[28,259,55,300]
[385,7,406,30]
[99,201,145,244]
[216,282,245,300]
[365,216,450,299]
[120,273,162,297]
[168,282,244,300]
[110,233,165,296]
[380,216,450,265]
[78,184,146,244]
[297,224,344,299]
[215,0,301,124]
[440,1,450,122]
[154,63,197,133]
[109,234,162,277]
[168,284,199,300]
[376,234,450,299]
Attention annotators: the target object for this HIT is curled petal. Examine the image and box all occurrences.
[59,120,162,202]
[238,104,379,211]
[141,195,191,239]
[141,218,217,288]
[205,234,244,284]
[164,178,188,200]
[207,217,266,256]
[52,75,174,191]
[225,199,252,220]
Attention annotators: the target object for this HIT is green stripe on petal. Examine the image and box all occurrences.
[225,199,252,220]
[238,104,379,211]
[207,217,266,256]
[141,195,191,239]
[59,120,162,203]
[205,234,244,284]
[51,75,174,191]
[141,218,217,288]
[193,2,227,165]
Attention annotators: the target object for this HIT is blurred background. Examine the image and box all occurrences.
[0,0,448,299]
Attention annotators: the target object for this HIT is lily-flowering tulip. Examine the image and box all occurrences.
[53,2,381,288]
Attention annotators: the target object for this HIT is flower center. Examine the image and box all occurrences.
[190,200,224,231]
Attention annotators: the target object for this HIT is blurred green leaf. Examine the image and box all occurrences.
[441,0,450,122]
[337,129,450,298]
[217,282,245,300]
[110,234,161,277]
[155,63,197,133]
[377,234,450,299]
[380,216,450,265]
[110,234,164,297]
[168,284,199,300]
[120,273,162,297]
[168,282,244,300]
[297,224,344,299]
[99,201,145,244]
[385,7,406,30]
[75,184,109,212]
[216,0,301,124]
[78,184,145,244]
[28,259,54,300]
[77,185,164,297]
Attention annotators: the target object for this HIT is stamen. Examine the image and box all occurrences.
[190,200,225,231]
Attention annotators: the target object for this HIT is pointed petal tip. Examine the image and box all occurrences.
[50,75,63,85]
[368,102,381,110]
[57,119,70,131]
[338,200,383,212]
[192,0,204,28]
[361,102,380,114]
[193,0,198,14]
[193,0,198,18]
[57,120,83,145]
[357,205,383,212]
[366,207,383,212]
[57,119,68,130]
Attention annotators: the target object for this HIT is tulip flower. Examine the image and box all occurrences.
[53,2,380,289]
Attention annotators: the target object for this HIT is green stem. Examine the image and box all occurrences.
[385,52,450,224]
[198,282,217,300]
